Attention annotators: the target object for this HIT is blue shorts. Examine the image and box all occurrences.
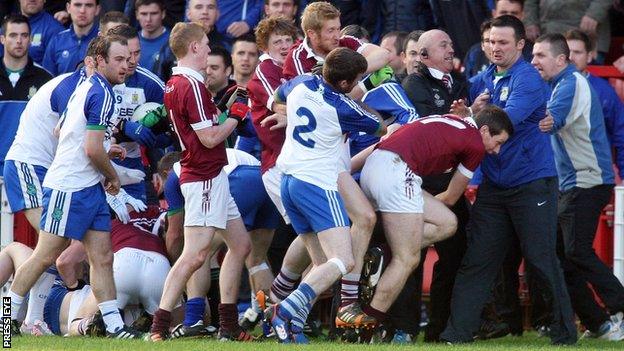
[43,282,67,336]
[229,165,280,231]
[2,160,46,213]
[40,183,111,239]
[281,174,350,235]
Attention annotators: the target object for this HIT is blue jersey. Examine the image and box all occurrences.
[547,65,614,190]
[42,24,99,76]
[138,29,170,73]
[276,74,381,190]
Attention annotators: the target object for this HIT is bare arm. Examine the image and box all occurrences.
[360,44,391,74]
[435,169,471,207]
[84,130,120,195]
[165,212,184,262]
[195,118,239,149]
[351,144,377,173]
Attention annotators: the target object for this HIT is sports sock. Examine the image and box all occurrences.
[340,273,360,308]
[98,300,124,333]
[270,267,300,302]
[25,271,56,324]
[8,290,24,320]
[250,292,261,314]
[218,303,240,332]
[363,304,387,323]
[278,283,316,322]
[183,297,206,327]
[290,303,312,333]
[150,308,172,334]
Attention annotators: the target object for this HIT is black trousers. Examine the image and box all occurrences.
[557,184,624,332]
[440,177,577,345]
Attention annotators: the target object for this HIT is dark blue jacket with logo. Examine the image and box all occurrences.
[42,23,99,76]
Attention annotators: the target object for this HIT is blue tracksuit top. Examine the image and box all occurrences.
[42,23,99,76]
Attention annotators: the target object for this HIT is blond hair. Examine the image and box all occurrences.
[169,22,206,60]
[300,2,340,33]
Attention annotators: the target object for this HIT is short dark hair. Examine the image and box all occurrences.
[480,19,492,37]
[106,23,139,40]
[2,14,30,35]
[402,30,424,54]
[495,0,524,10]
[135,0,165,11]
[99,11,130,28]
[474,105,514,137]
[564,29,595,53]
[536,33,570,60]
[341,24,370,42]
[490,15,525,42]
[68,0,100,4]
[382,31,408,55]
[232,33,257,49]
[208,46,233,69]
[322,47,367,87]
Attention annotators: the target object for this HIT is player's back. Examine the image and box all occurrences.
[277,75,379,190]
[44,73,115,191]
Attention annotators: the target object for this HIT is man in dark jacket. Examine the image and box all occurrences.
[399,29,470,342]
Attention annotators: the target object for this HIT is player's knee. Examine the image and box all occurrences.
[328,256,354,275]
[353,208,376,231]
[442,213,458,239]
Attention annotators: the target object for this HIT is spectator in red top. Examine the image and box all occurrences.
[349,106,513,327]
[148,21,252,342]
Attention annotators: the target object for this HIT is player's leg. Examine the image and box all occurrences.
[0,242,33,286]
[2,161,46,232]
[247,228,275,298]
[55,240,87,289]
[421,192,458,247]
[23,208,43,232]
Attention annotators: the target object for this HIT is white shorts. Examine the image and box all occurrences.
[67,285,92,332]
[180,170,241,229]
[337,138,351,174]
[113,248,170,314]
[360,149,424,213]
[262,166,290,224]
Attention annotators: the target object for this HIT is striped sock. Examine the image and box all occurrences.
[340,273,360,308]
[290,303,312,333]
[270,267,300,302]
[278,283,316,321]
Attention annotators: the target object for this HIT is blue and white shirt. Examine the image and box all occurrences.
[276,75,381,190]
[43,73,115,191]
[6,68,88,168]
[547,64,614,190]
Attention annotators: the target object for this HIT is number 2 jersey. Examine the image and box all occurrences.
[377,114,485,179]
[276,74,381,190]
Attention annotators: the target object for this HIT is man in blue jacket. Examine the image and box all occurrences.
[42,0,100,76]
[440,15,577,345]
[533,33,624,341]
[11,0,64,65]
[565,29,624,179]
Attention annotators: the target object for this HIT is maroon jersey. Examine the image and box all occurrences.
[248,54,287,173]
[378,115,485,178]
[165,66,227,184]
[111,206,167,257]
[283,36,365,80]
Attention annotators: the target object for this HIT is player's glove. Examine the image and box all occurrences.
[141,104,171,135]
[106,191,131,224]
[227,92,251,124]
[358,65,394,93]
[217,85,248,113]
[118,188,147,213]
[120,120,156,148]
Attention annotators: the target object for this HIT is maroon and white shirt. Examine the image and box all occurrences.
[248,54,287,173]
[282,36,367,80]
[111,206,167,257]
[164,66,227,184]
[377,114,485,178]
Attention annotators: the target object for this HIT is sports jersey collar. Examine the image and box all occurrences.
[172,66,205,82]
[550,64,575,87]
[302,37,325,62]
[463,116,477,128]
[428,67,453,84]
[259,53,280,66]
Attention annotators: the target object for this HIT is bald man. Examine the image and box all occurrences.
[400,29,471,342]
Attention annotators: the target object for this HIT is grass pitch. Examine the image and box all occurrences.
[12,332,623,351]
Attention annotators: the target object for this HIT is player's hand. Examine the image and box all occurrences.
[217,85,248,113]
[106,191,130,223]
[107,143,126,160]
[360,66,394,92]
[539,113,554,133]
[450,99,470,117]
[381,123,402,140]
[526,24,540,42]
[54,10,70,25]
[580,15,598,34]
[153,173,163,195]
[104,176,121,196]
[119,188,147,212]
[471,92,491,113]
[227,21,250,37]
[261,113,287,130]
[123,120,156,148]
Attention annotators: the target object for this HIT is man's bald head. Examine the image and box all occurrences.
[416,29,455,73]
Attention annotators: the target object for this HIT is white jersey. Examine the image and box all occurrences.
[275,75,380,190]
[6,69,87,167]
[43,73,116,191]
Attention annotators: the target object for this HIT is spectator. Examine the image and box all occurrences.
[440,15,577,346]
[99,11,130,34]
[231,35,260,88]
[380,0,434,37]
[400,28,470,343]
[135,0,169,72]
[205,46,236,99]
[154,0,224,83]
[402,30,424,76]
[524,0,613,63]
[463,20,492,79]
[16,0,64,65]
[380,31,408,80]
[565,29,624,179]
[0,14,52,172]
[264,0,298,21]
[216,0,263,49]
[532,33,624,341]
[124,0,186,29]
[42,0,100,76]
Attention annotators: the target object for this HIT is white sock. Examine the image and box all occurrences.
[250,292,261,313]
[98,300,124,333]
[25,272,55,324]
[7,290,24,320]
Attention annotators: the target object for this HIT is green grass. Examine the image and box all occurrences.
[11,332,624,351]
